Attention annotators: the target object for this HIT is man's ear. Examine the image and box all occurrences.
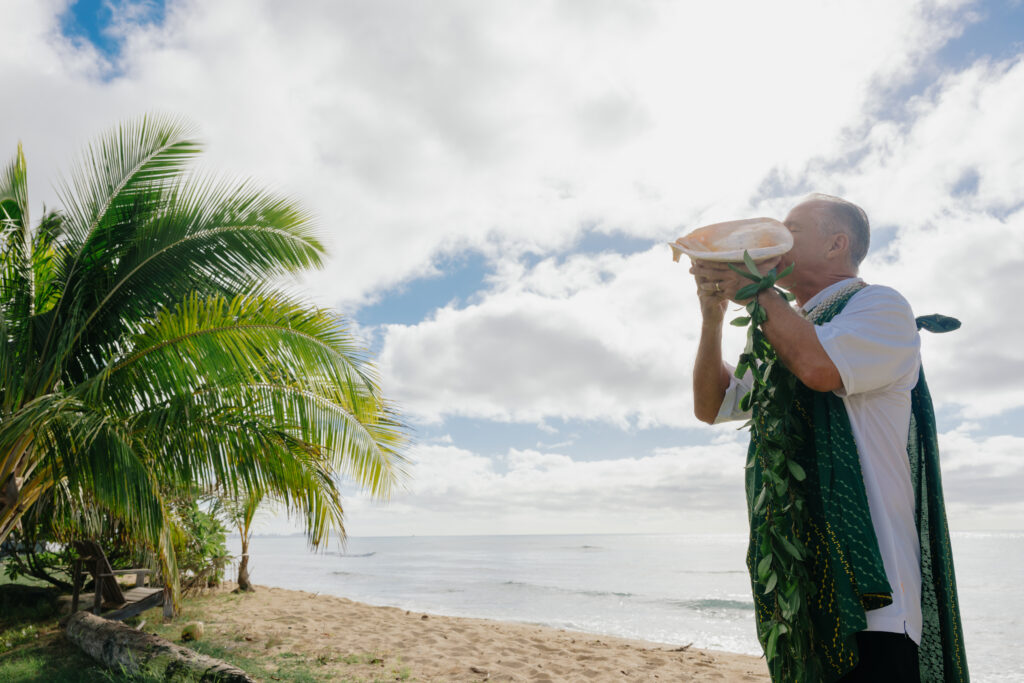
[826,231,849,261]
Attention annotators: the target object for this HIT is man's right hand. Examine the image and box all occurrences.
[688,259,729,324]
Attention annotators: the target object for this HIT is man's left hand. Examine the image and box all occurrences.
[689,256,782,303]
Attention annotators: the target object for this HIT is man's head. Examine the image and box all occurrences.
[776,194,869,299]
[786,193,870,268]
[806,193,870,267]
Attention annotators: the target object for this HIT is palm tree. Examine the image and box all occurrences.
[0,116,407,607]
[221,491,263,592]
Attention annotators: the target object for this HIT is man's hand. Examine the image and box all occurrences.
[689,256,783,305]
[690,264,729,323]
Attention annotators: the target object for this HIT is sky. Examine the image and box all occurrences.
[3,0,1023,538]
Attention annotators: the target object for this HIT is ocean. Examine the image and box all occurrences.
[228,531,1022,682]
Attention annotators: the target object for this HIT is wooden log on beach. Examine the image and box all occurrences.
[65,611,255,682]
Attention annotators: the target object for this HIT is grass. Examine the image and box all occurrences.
[0,582,420,682]
[0,616,111,682]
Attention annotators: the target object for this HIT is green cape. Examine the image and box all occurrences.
[744,288,969,682]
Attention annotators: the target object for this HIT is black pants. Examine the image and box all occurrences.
[837,631,920,682]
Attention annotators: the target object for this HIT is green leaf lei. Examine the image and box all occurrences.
[729,251,817,681]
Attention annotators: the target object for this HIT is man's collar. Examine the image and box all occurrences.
[799,277,864,316]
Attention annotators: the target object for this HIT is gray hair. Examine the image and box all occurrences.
[802,193,870,267]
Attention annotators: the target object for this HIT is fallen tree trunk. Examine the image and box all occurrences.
[65,611,255,682]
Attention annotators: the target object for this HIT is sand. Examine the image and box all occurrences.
[197,583,770,682]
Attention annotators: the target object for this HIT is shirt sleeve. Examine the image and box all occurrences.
[813,286,921,397]
[714,363,754,423]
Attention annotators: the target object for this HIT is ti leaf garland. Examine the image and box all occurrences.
[729,251,817,682]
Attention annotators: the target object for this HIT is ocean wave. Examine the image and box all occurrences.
[501,580,632,599]
[950,531,1024,540]
[499,581,752,613]
[665,598,754,611]
[325,548,378,557]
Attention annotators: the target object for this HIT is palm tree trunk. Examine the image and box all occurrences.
[236,530,253,592]
[0,437,41,544]
[0,472,49,545]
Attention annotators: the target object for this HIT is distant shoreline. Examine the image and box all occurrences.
[227,529,1024,539]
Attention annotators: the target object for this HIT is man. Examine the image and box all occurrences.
[689,194,968,682]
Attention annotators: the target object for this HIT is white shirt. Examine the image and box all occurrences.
[716,278,923,643]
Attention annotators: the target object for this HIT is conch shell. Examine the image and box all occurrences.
[669,217,793,263]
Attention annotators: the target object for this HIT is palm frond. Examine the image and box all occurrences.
[95,293,409,495]
[0,142,30,229]
[91,293,378,410]
[62,174,324,362]
[31,210,65,314]
[38,115,201,372]
[0,144,35,391]
[56,114,200,247]
[136,391,349,543]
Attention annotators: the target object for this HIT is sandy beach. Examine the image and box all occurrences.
[195,583,770,681]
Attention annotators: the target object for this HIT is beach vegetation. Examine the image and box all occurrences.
[0,115,409,610]
[339,651,388,666]
[0,585,345,681]
[0,622,40,650]
[167,493,231,592]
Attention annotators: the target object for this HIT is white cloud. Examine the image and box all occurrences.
[938,424,1024,506]
[938,423,1024,532]
[291,423,1019,536]
[839,56,1024,222]
[0,0,977,308]
[377,246,742,427]
[338,436,753,536]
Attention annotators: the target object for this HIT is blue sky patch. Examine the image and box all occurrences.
[60,0,166,61]
[520,229,656,270]
[935,0,1024,67]
[948,405,1024,438]
[874,1,1023,121]
[571,230,656,258]
[354,228,654,330]
[757,0,1023,199]
[353,250,491,329]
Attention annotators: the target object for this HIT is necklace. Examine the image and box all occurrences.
[802,280,867,324]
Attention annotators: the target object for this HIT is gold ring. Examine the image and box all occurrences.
[714,282,721,293]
